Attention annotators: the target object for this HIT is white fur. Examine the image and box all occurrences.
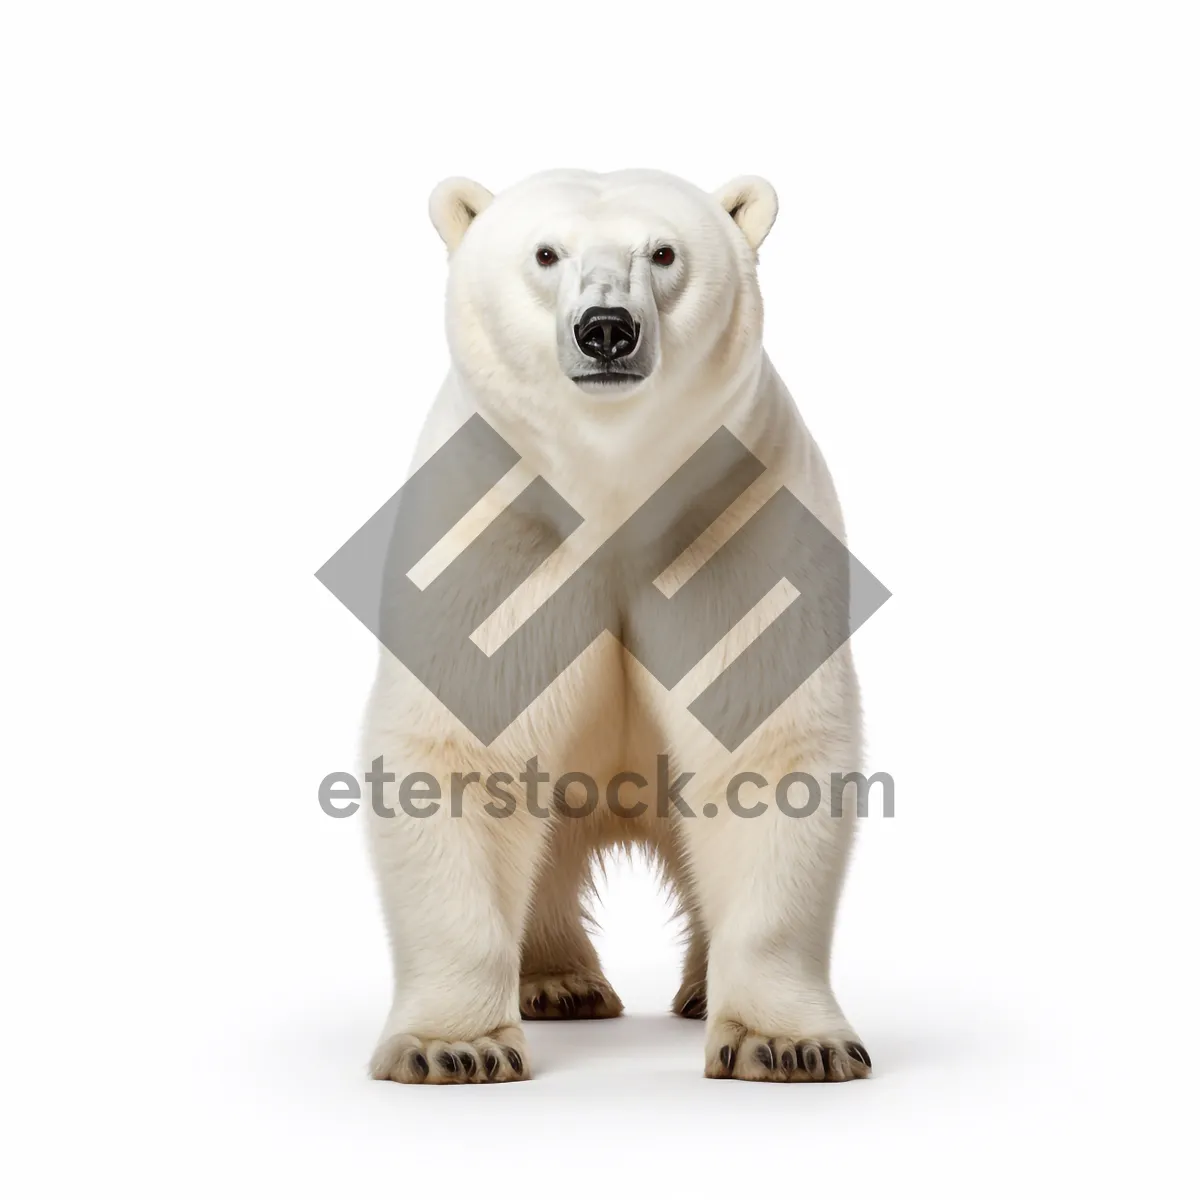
[365,170,868,1084]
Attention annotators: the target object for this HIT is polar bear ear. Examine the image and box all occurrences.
[713,176,779,251]
[429,177,494,251]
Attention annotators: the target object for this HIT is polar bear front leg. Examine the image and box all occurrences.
[683,774,872,1082]
[367,770,548,1084]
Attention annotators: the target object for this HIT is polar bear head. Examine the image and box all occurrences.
[429,170,777,413]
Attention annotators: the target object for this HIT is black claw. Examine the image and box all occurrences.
[459,1053,477,1077]
[506,1049,524,1076]
[802,1044,823,1077]
[719,1045,735,1072]
[531,993,545,1012]
[755,1043,775,1071]
[558,994,575,1015]
[437,1051,460,1074]
[410,1051,429,1080]
[780,1049,796,1072]
[820,1047,833,1079]
[847,1042,872,1069]
[484,1052,500,1079]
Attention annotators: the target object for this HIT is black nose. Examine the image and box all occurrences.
[574,307,639,361]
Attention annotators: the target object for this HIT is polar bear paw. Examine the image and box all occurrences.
[704,1019,871,1082]
[370,1025,530,1084]
[519,971,623,1019]
[672,981,707,1019]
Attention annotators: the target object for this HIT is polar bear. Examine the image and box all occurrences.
[363,169,872,1083]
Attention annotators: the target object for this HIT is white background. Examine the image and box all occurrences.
[3,2,1198,1195]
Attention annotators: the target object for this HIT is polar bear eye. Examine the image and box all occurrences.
[652,246,676,266]
[535,247,559,267]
